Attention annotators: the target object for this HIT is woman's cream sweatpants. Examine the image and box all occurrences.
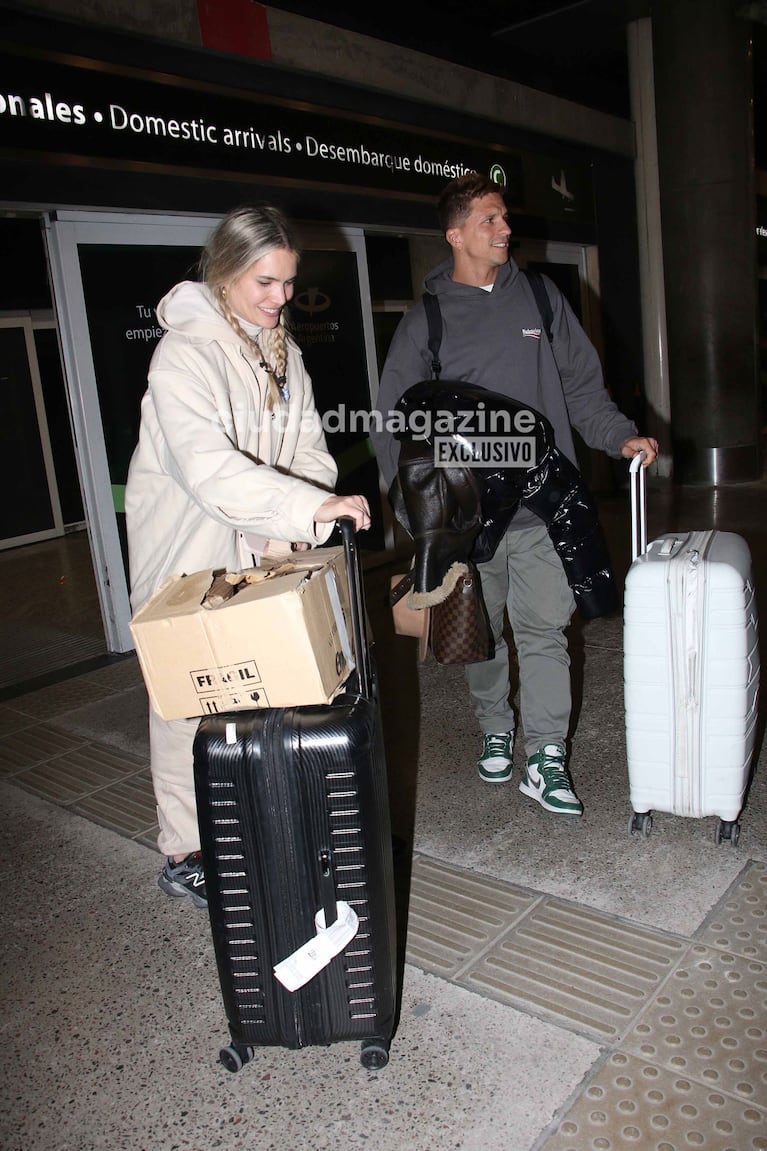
[149,707,201,858]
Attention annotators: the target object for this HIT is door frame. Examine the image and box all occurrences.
[0,312,63,550]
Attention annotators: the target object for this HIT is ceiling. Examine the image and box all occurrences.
[264,0,640,118]
[267,0,766,163]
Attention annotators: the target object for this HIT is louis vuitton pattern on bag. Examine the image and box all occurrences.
[430,564,494,665]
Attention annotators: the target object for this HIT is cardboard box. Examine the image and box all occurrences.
[129,547,353,720]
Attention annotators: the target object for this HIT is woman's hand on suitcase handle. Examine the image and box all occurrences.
[621,436,659,467]
[315,494,371,532]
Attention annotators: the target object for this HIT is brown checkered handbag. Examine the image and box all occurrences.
[430,565,494,665]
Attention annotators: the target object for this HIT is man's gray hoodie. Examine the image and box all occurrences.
[372,255,637,529]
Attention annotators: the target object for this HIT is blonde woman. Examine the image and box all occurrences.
[126,204,370,908]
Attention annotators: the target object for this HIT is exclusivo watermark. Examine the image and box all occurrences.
[434,436,536,468]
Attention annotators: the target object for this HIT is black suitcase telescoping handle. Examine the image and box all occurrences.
[338,516,372,699]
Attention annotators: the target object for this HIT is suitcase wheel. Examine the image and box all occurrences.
[360,1040,389,1071]
[628,811,653,837]
[219,1043,254,1073]
[715,819,741,847]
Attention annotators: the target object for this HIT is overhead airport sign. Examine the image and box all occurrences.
[0,41,593,221]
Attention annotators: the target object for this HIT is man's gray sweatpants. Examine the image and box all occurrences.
[464,523,576,757]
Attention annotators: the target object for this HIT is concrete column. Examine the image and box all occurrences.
[651,0,759,483]
[627,17,673,478]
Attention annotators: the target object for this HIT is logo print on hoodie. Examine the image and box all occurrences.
[522,327,543,340]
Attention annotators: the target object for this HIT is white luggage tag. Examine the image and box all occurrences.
[273,901,359,992]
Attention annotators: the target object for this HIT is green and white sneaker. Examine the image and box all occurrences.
[519,743,583,816]
[477,731,514,783]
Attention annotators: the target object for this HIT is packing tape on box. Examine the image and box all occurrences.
[325,568,354,671]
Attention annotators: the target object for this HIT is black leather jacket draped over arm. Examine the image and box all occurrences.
[390,381,616,620]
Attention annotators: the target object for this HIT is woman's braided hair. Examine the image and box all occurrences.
[199,204,298,410]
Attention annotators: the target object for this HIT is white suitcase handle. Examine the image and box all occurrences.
[629,451,647,561]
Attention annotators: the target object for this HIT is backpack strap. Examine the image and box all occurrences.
[422,292,443,379]
[424,271,553,374]
[523,268,554,344]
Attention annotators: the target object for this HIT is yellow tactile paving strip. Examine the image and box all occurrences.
[697,864,767,958]
[406,858,767,1150]
[405,854,538,978]
[539,1050,766,1151]
[622,943,767,1101]
[406,856,688,1042]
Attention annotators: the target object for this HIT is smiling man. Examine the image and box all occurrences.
[372,171,657,818]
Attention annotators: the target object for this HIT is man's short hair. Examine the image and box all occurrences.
[437,172,505,233]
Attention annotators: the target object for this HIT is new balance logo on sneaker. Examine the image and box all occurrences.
[158,851,208,908]
[477,731,514,783]
[519,743,583,816]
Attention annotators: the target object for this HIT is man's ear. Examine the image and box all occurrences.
[446,226,462,250]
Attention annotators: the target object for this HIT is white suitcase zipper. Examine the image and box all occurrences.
[670,531,711,817]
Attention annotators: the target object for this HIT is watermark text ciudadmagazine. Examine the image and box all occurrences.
[309,403,538,468]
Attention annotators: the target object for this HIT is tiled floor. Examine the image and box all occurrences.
[0,660,159,848]
[1,476,766,1150]
[2,656,766,1148]
[0,530,106,691]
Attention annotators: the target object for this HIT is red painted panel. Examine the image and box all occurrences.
[196,0,272,61]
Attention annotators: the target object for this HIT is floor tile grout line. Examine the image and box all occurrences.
[27,727,149,765]
[605,1041,767,1115]
[608,936,699,1043]
[692,856,766,941]
[0,738,98,776]
[60,765,153,805]
[8,689,124,719]
[65,807,160,844]
[8,762,766,972]
[409,907,767,1097]
[8,762,152,808]
[407,939,767,1125]
[6,760,766,972]
[530,1042,767,1151]
[406,856,767,1057]
[412,852,767,964]
[131,826,160,848]
[434,894,547,985]
[527,1047,616,1151]
[7,769,767,1122]
[413,855,693,944]
[405,896,691,1047]
[7,763,767,967]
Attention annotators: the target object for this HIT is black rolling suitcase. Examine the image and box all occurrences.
[193,518,397,1072]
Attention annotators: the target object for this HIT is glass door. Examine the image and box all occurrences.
[44,211,379,652]
[0,315,64,548]
[45,212,219,652]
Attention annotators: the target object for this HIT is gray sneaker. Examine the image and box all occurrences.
[477,731,514,783]
[519,743,583,816]
[158,851,208,908]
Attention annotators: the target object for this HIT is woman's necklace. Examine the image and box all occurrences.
[257,353,289,399]
[245,330,289,401]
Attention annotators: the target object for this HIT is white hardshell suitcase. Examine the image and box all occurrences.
[623,456,760,844]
